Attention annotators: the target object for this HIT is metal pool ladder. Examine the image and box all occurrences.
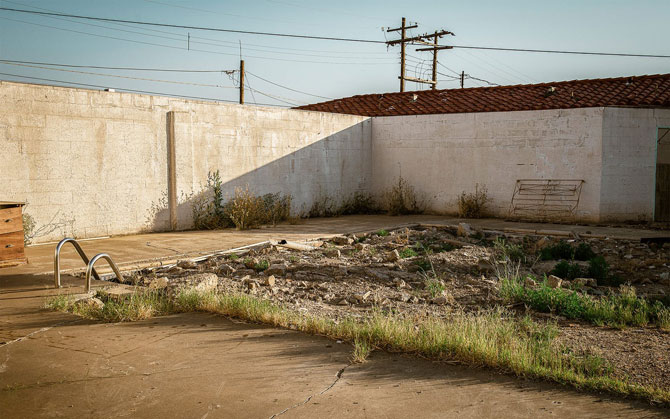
[54,238,124,293]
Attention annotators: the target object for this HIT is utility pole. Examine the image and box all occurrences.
[387,18,454,92]
[461,71,465,88]
[386,17,417,92]
[239,59,245,105]
[431,32,438,90]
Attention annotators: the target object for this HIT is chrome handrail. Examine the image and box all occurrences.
[85,253,124,293]
[54,238,101,288]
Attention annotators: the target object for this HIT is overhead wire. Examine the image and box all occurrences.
[2,7,670,58]
[0,16,395,65]
[0,71,294,106]
[0,61,238,88]
[245,71,333,100]
[0,59,233,73]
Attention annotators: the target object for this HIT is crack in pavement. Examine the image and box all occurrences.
[269,364,349,419]
[145,241,181,255]
[0,318,83,348]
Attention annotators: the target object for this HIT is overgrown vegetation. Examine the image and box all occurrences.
[192,171,292,230]
[307,192,379,218]
[45,288,670,403]
[383,176,425,216]
[500,277,670,330]
[539,241,622,286]
[22,211,36,245]
[457,184,488,218]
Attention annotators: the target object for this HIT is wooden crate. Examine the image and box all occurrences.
[0,202,27,268]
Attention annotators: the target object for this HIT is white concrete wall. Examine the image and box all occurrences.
[0,81,369,243]
[600,108,670,221]
[371,108,605,221]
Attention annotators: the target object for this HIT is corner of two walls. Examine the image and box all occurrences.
[599,107,670,223]
[167,106,372,230]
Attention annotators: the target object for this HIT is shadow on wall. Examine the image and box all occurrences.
[146,122,371,232]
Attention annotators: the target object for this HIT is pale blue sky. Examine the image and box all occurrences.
[1,0,669,106]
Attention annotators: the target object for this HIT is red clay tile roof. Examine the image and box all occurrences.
[295,74,670,116]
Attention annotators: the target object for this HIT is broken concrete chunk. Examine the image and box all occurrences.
[572,278,597,288]
[86,297,104,309]
[149,276,169,289]
[547,275,562,289]
[265,263,288,276]
[323,248,341,259]
[183,273,218,292]
[477,259,495,273]
[265,275,276,287]
[524,277,537,288]
[331,236,354,246]
[457,222,473,237]
[177,260,197,269]
[385,249,400,263]
[218,264,236,276]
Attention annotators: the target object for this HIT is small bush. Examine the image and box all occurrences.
[414,258,432,272]
[383,176,424,216]
[424,276,446,298]
[192,171,235,230]
[254,260,269,271]
[457,184,488,218]
[494,238,526,263]
[260,192,292,226]
[587,256,623,286]
[338,192,379,215]
[398,247,418,258]
[227,186,265,230]
[540,241,574,261]
[376,229,389,237]
[551,260,583,280]
[22,211,36,245]
[574,242,596,261]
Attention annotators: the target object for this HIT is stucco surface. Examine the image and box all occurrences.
[0,81,369,242]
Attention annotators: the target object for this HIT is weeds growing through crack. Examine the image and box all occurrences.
[45,288,670,404]
[351,338,373,363]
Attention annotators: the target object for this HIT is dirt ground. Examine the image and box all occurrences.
[118,224,670,394]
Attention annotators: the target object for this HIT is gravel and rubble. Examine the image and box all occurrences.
[117,223,670,390]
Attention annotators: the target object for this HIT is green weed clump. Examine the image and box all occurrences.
[398,247,418,258]
[574,242,596,261]
[550,260,584,281]
[308,192,379,218]
[376,229,389,237]
[540,241,574,261]
[500,277,670,329]
[254,260,270,271]
[494,238,526,263]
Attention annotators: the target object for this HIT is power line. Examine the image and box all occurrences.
[448,44,670,59]
[246,71,333,100]
[0,16,395,65]
[3,7,669,58]
[0,59,232,73]
[0,61,238,88]
[0,7,386,44]
[3,0,392,61]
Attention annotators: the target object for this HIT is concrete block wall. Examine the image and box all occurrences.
[600,108,670,221]
[0,81,369,243]
[371,108,605,220]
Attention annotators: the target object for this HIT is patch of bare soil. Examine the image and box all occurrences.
[127,225,670,391]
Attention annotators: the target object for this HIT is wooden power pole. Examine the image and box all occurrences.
[386,17,417,92]
[460,71,465,88]
[387,18,454,92]
[239,59,245,104]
